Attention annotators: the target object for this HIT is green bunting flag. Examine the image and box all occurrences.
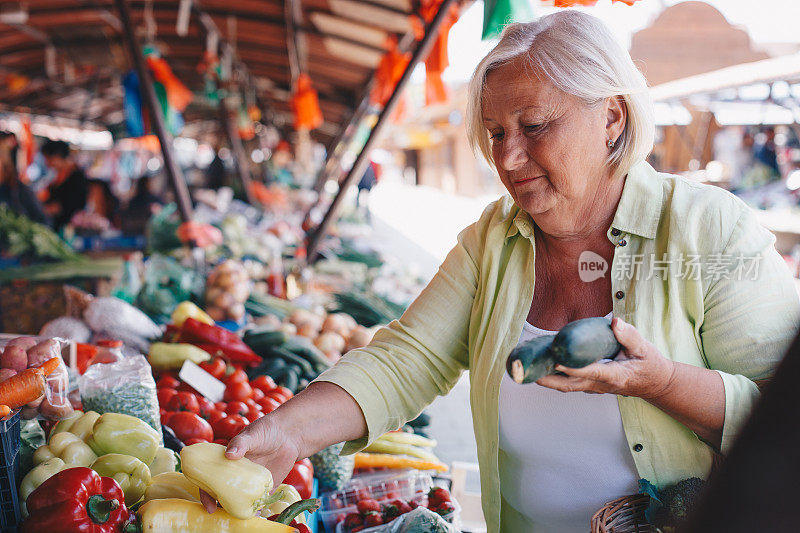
[482,0,535,40]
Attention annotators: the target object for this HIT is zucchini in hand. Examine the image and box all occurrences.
[506,317,621,384]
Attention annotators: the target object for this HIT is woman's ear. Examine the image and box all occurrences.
[606,96,627,144]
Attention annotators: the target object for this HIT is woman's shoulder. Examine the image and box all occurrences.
[653,169,766,249]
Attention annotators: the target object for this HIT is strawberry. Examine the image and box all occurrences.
[382,504,401,520]
[364,512,383,527]
[343,513,363,531]
[409,500,420,510]
[391,499,413,514]
[356,498,382,514]
[428,487,451,507]
[435,501,456,516]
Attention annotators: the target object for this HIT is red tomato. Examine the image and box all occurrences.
[213,439,228,445]
[284,459,314,499]
[257,396,282,414]
[224,369,249,385]
[183,438,208,445]
[160,411,173,426]
[199,357,227,379]
[272,386,294,401]
[212,414,249,441]
[251,388,265,401]
[196,396,216,420]
[265,389,290,404]
[250,375,276,393]
[207,409,227,425]
[214,402,227,412]
[225,401,249,418]
[166,392,200,414]
[245,409,261,423]
[157,388,178,406]
[166,412,214,443]
[157,375,180,389]
[176,382,199,394]
[223,380,253,402]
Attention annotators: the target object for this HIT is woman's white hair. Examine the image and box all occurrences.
[466,10,654,179]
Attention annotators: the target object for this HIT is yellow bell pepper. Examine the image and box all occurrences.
[148,447,180,477]
[50,410,100,442]
[171,301,214,328]
[148,343,211,370]
[33,431,97,468]
[48,410,82,436]
[181,442,291,520]
[91,453,152,505]
[135,499,298,533]
[18,458,66,517]
[92,412,161,465]
[143,472,201,505]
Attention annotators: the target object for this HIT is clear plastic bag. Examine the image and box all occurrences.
[79,354,163,441]
[0,335,74,420]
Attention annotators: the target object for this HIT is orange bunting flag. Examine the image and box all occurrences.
[146,56,194,111]
[419,0,460,106]
[371,37,411,108]
[553,0,640,5]
[291,73,323,131]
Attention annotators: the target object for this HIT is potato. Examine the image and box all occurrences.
[6,336,38,352]
[296,323,318,339]
[1,345,28,372]
[39,397,74,419]
[229,303,245,322]
[337,313,358,332]
[289,309,317,328]
[230,283,250,304]
[280,322,298,336]
[321,314,350,337]
[206,306,227,322]
[314,332,346,354]
[346,326,375,352]
[22,396,43,419]
[324,350,342,363]
[0,368,17,382]
[27,339,60,368]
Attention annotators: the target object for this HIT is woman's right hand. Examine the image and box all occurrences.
[199,412,302,513]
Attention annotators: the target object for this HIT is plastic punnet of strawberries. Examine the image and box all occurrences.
[342,486,454,532]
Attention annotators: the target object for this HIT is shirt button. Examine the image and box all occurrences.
[618,239,627,247]
[615,291,625,300]
[610,228,621,236]
[633,443,644,452]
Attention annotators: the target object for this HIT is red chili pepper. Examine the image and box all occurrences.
[22,467,129,533]
[178,318,261,367]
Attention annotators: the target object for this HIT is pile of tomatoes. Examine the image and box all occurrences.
[155,356,294,446]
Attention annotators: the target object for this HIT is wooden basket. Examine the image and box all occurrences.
[591,493,653,533]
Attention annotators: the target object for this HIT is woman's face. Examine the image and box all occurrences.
[482,56,624,233]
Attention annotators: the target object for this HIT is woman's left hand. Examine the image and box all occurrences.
[536,317,676,399]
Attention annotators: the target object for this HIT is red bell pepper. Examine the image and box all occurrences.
[284,458,314,499]
[23,467,130,533]
[178,318,261,367]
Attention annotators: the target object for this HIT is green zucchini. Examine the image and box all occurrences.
[243,328,288,355]
[282,336,332,372]
[265,346,315,377]
[280,365,301,392]
[549,317,621,368]
[247,357,287,381]
[506,335,556,384]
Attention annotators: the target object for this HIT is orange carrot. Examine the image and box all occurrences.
[35,356,61,376]
[0,405,10,418]
[0,368,46,409]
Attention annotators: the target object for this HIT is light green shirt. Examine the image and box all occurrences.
[317,161,800,532]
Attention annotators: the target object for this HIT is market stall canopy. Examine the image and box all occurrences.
[0,0,436,148]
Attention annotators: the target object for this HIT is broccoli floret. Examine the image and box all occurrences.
[653,477,706,530]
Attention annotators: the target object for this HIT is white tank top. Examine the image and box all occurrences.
[498,315,639,532]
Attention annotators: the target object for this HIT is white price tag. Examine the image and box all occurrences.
[179,360,226,402]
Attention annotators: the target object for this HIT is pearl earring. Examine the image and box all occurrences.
[607,138,615,148]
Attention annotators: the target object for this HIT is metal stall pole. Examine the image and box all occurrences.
[305,0,458,262]
[114,0,193,222]
[219,97,257,205]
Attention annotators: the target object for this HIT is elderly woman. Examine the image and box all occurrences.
[204,11,800,532]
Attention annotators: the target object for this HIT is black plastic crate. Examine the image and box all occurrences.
[0,410,21,533]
